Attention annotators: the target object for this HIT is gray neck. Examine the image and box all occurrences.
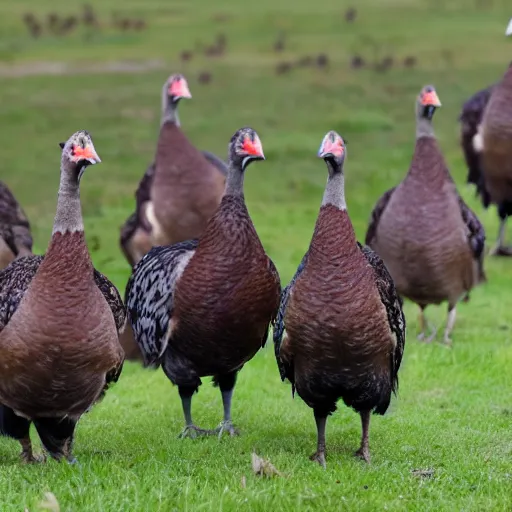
[321,159,346,210]
[161,89,180,127]
[224,164,245,197]
[52,161,83,235]
[416,115,435,139]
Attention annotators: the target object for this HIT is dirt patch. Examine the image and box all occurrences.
[0,59,166,78]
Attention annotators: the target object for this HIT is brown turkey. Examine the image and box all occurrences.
[147,73,226,248]
[274,131,405,467]
[119,74,228,268]
[0,131,125,464]
[366,85,485,345]
[476,22,512,255]
[125,127,280,438]
[459,64,512,256]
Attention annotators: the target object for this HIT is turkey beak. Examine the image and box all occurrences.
[318,140,342,160]
[74,145,101,165]
[422,91,441,108]
[169,79,192,100]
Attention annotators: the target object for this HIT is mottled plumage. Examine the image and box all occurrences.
[125,240,198,366]
[126,127,280,438]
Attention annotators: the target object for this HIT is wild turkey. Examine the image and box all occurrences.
[0,182,33,269]
[366,85,485,344]
[273,131,405,467]
[0,131,125,464]
[119,73,227,267]
[126,127,280,438]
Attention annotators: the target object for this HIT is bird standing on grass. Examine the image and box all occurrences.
[366,86,485,345]
[0,131,125,464]
[126,127,281,438]
[274,131,405,467]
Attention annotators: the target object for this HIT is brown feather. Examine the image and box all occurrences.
[171,196,281,377]
[0,232,123,419]
[368,137,479,307]
[283,206,393,413]
[482,66,512,204]
[150,123,225,245]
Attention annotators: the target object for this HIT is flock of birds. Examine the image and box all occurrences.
[22,5,146,39]
[0,19,512,469]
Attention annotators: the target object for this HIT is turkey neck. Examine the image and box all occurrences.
[321,158,346,211]
[224,161,246,198]
[161,88,180,127]
[52,159,84,235]
[416,113,435,140]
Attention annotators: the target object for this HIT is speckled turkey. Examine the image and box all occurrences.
[125,127,281,438]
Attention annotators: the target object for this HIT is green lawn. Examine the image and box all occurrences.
[1,0,512,510]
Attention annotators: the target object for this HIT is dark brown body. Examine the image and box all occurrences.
[164,196,280,385]
[482,67,512,205]
[370,138,476,307]
[282,207,394,414]
[150,123,225,246]
[0,232,123,419]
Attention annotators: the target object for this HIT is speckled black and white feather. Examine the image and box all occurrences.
[357,243,406,392]
[273,252,309,382]
[125,239,198,367]
[0,255,126,334]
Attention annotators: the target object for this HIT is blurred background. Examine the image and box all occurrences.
[1,0,511,294]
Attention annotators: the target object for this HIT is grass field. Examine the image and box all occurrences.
[1,0,512,510]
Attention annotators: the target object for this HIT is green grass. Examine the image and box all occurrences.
[1,0,512,510]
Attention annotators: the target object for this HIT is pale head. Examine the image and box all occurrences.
[317,130,346,169]
[506,18,512,36]
[416,85,441,121]
[228,127,265,171]
[59,130,101,181]
[164,73,192,104]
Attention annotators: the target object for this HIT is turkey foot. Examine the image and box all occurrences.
[310,450,327,468]
[178,425,215,439]
[215,420,239,438]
